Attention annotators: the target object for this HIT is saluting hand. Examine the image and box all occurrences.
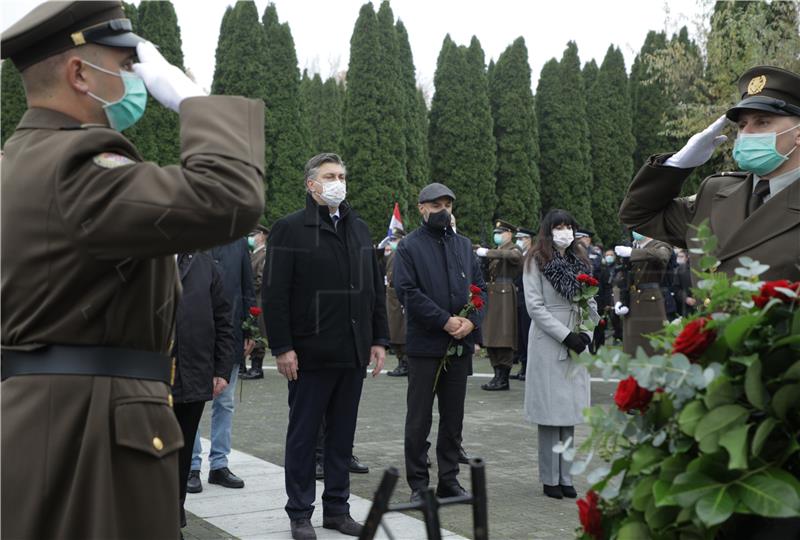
[277,350,299,381]
[133,41,206,113]
[665,115,728,169]
[369,346,386,377]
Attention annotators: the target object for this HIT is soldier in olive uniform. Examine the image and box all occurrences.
[613,234,672,357]
[620,66,800,283]
[475,220,523,391]
[0,3,265,539]
[242,224,270,380]
[385,229,409,377]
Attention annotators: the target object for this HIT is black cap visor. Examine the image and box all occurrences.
[77,19,144,50]
[726,95,800,121]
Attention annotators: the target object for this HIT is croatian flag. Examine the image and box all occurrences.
[387,202,404,236]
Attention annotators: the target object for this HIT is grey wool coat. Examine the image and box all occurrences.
[523,257,599,426]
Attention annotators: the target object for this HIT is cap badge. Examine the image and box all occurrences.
[747,75,767,95]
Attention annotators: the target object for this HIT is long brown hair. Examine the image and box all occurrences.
[526,209,590,270]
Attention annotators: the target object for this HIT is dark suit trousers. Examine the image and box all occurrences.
[285,367,363,520]
[405,354,470,491]
[174,401,206,527]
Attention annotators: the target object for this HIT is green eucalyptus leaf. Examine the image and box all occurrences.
[718,423,751,470]
[736,471,800,517]
[772,384,800,421]
[751,417,778,456]
[694,404,749,443]
[744,358,767,410]
[617,521,651,540]
[632,476,657,511]
[695,485,736,526]
[678,400,708,437]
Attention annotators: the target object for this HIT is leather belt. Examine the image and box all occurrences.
[635,282,661,290]
[1,345,171,384]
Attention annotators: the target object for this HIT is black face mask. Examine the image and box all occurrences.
[426,209,451,230]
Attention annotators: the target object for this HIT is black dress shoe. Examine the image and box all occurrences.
[560,484,578,498]
[208,467,244,488]
[238,363,248,375]
[348,455,369,474]
[315,461,324,480]
[387,362,408,376]
[436,482,468,498]
[457,445,470,464]
[290,518,316,540]
[322,513,363,536]
[543,484,563,499]
[410,489,425,503]
[186,470,202,493]
[240,368,264,380]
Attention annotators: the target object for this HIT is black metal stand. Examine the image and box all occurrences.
[359,458,488,540]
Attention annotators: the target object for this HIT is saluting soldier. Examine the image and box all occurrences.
[0,3,265,539]
[620,65,800,282]
[475,220,523,391]
[385,228,409,377]
[613,233,672,357]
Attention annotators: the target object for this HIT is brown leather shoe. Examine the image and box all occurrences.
[322,514,363,536]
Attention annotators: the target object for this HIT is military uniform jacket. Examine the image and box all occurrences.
[482,241,523,349]
[619,154,800,282]
[1,96,266,353]
[385,251,406,345]
[622,239,672,357]
[251,246,267,336]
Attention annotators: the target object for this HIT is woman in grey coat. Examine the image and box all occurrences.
[523,209,598,500]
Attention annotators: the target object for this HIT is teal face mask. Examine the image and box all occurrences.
[84,61,147,132]
[605,255,615,264]
[733,123,800,176]
[247,236,256,249]
[493,233,504,246]
[632,232,645,242]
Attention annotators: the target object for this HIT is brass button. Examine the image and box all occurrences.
[168,394,173,408]
[153,437,164,451]
[650,296,655,301]
[637,289,642,293]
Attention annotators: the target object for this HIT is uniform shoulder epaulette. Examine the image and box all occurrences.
[717,171,749,178]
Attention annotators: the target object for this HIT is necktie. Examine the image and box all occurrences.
[748,180,771,215]
[331,215,339,230]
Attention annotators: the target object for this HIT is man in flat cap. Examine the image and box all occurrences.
[620,65,800,282]
[474,219,523,391]
[393,183,487,502]
[0,2,265,539]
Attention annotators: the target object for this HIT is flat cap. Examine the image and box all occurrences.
[575,229,594,239]
[2,1,144,71]
[493,219,515,233]
[253,224,270,235]
[515,227,535,237]
[726,66,800,121]
[418,182,455,203]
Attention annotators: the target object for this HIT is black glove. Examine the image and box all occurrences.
[563,332,589,354]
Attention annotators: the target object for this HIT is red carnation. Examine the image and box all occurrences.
[249,306,263,317]
[469,284,482,295]
[577,490,603,540]
[577,273,599,287]
[672,317,716,362]
[751,280,800,309]
[598,318,607,328]
[614,376,654,413]
[471,296,484,310]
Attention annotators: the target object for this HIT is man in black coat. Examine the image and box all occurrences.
[262,153,389,540]
[393,182,487,503]
[172,251,235,530]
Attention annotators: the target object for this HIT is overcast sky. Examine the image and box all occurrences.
[2,0,706,94]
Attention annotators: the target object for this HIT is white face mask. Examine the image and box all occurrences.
[315,179,346,207]
[515,239,526,250]
[552,228,574,249]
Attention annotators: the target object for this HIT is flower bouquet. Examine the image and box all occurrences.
[433,284,484,391]
[242,306,267,347]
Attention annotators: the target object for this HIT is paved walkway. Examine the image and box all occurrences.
[182,352,619,539]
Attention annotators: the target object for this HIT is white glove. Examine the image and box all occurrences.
[664,115,728,169]
[476,247,489,257]
[615,246,632,258]
[614,302,629,316]
[133,41,206,113]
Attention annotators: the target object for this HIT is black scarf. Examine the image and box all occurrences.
[541,250,589,301]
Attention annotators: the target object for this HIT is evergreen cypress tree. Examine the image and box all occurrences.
[630,30,669,170]
[342,2,407,239]
[429,35,496,241]
[124,0,183,165]
[396,19,429,215]
[587,46,633,246]
[489,37,540,229]
[319,77,345,153]
[122,2,139,33]
[535,42,594,232]
[262,3,309,223]
[582,59,599,95]
[1,61,27,148]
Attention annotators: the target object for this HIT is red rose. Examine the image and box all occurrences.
[577,490,603,540]
[469,284,482,295]
[598,318,607,328]
[672,317,716,362]
[249,306,263,317]
[614,376,654,413]
[577,273,599,287]
[471,296,484,310]
[752,280,800,308]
